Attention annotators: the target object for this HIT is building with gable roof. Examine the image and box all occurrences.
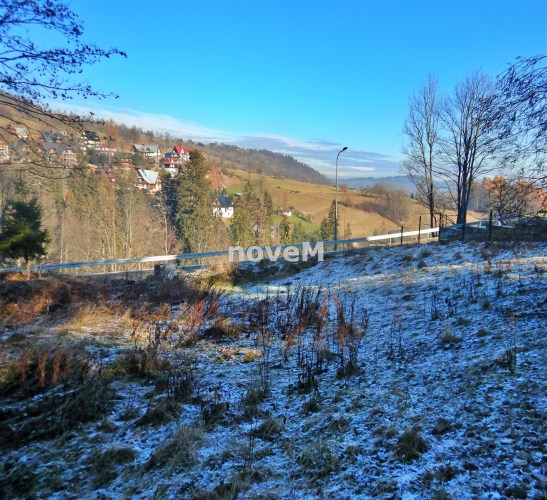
[135,168,161,193]
[213,194,234,218]
[133,144,161,160]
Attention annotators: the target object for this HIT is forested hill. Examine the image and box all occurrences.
[182,142,330,185]
[0,95,329,185]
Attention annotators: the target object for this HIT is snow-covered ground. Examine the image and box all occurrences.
[1,241,545,499]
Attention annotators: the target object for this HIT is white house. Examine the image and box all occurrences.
[135,168,161,193]
[0,142,9,162]
[172,145,190,162]
[133,144,161,160]
[279,204,292,217]
[213,194,234,218]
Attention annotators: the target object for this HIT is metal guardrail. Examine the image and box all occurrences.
[0,228,439,274]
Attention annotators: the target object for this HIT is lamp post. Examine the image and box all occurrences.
[334,146,348,250]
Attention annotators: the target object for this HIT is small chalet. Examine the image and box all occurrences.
[172,145,190,162]
[133,144,161,160]
[94,167,117,185]
[14,127,28,140]
[95,144,118,157]
[135,168,161,193]
[162,154,178,177]
[82,130,101,148]
[0,142,10,162]
[213,195,234,218]
[163,145,190,172]
[279,205,292,217]
[41,142,78,166]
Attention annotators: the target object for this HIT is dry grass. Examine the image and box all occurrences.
[222,168,481,237]
[146,425,202,472]
[0,379,115,446]
[394,427,429,463]
[60,302,134,333]
[253,416,283,441]
[0,278,71,326]
[90,446,137,488]
[296,439,340,479]
[136,398,180,426]
[0,346,90,396]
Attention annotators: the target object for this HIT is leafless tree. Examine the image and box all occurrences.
[0,0,126,177]
[402,74,440,228]
[481,175,546,219]
[437,72,496,224]
[486,55,547,187]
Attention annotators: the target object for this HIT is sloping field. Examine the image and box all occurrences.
[221,168,439,237]
[0,241,545,498]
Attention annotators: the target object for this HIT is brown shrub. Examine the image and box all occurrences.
[394,427,429,462]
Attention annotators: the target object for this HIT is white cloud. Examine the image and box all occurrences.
[56,103,402,177]
[56,102,237,143]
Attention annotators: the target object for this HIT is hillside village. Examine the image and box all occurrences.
[2,126,212,202]
[0,1,546,498]
[2,123,356,224]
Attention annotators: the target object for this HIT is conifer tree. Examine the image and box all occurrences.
[176,149,215,253]
[0,198,50,273]
[229,180,256,247]
[320,200,338,241]
[280,216,292,245]
[291,221,308,244]
[343,222,353,250]
[343,222,352,240]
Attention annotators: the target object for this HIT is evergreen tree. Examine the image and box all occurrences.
[279,216,292,245]
[261,190,274,245]
[175,150,215,253]
[343,222,353,250]
[0,198,50,272]
[320,200,338,241]
[291,221,308,244]
[229,181,257,247]
[159,171,180,226]
[263,191,274,217]
[343,222,352,240]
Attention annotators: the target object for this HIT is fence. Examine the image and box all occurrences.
[439,214,547,243]
[0,227,439,276]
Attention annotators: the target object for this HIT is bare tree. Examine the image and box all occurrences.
[437,72,496,224]
[482,175,546,219]
[402,74,440,228]
[0,0,126,176]
[487,55,547,186]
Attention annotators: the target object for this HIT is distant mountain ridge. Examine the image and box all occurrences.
[339,175,415,192]
[0,98,330,186]
[191,142,330,185]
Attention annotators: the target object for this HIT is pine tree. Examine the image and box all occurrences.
[343,222,352,250]
[291,221,308,244]
[175,149,215,253]
[263,191,274,217]
[0,198,50,273]
[344,222,352,240]
[280,216,292,245]
[261,190,274,245]
[229,181,256,247]
[320,200,338,241]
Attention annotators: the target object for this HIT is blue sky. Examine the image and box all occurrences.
[55,0,546,177]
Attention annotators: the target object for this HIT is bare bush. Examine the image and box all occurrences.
[360,184,411,223]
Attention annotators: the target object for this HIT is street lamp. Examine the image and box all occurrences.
[334,146,348,250]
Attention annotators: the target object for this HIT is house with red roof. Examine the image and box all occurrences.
[172,145,190,161]
[162,145,190,175]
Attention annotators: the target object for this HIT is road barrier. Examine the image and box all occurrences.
[0,228,439,275]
